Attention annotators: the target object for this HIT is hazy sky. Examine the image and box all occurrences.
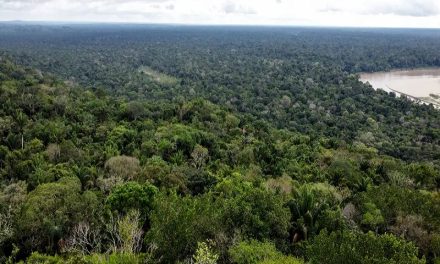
[1,0,440,28]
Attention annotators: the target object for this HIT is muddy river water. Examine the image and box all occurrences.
[360,68,440,107]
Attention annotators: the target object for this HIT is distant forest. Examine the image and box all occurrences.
[0,24,439,263]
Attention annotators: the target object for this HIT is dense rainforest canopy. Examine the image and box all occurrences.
[0,24,439,263]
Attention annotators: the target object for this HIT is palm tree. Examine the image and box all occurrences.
[288,185,328,243]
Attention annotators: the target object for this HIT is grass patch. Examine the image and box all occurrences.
[139,66,179,85]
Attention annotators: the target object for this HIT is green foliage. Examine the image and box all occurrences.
[326,159,366,191]
[24,253,69,264]
[155,124,206,159]
[406,162,439,189]
[24,252,148,264]
[361,202,385,230]
[104,156,140,180]
[307,230,425,264]
[145,192,222,263]
[432,233,440,258]
[106,181,157,219]
[258,257,303,264]
[3,26,440,161]
[359,185,440,229]
[229,240,303,264]
[116,210,144,254]
[18,177,99,253]
[0,27,440,263]
[191,144,209,169]
[216,174,291,246]
[193,241,219,264]
[84,253,148,264]
[288,184,343,243]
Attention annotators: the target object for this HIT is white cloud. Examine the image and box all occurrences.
[0,0,440,28]
[368,0,440,17]
[222,1,256,15]
[322,0,440,17]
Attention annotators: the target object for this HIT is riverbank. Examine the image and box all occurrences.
[360,68,440,108]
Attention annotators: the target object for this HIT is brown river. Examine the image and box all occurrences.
[360,68,440,107]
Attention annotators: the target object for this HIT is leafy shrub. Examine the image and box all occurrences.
[307,230,425,264]
[229,240,303,264]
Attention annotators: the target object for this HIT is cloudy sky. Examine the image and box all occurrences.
[1,0,440,28]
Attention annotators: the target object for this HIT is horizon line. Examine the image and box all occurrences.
[1,20,440,30]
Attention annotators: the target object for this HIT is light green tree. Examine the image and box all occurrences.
[193,241,219,264]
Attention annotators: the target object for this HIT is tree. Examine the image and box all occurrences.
[361,202,385,233]
[288,185,328,243]
[14,110,28,150]
[307,230,425,264]
[0,210,13,248]
[145,192,223,263]
[193,240,219,264]
[390,214,430,255]
[18,177,99,253]
[106,181,157,221]
[431,233,440,259]
[216,175,291,247]
[63,221,101,255]
[229,240,303,264]
[0,181,27,257]
[45,143,61,162]
[191,144,209,169]
[116,210,144,254]
[104,155,140,180]
[406,163,439,189]
[100,156,141,192]
[123,101,146,121]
